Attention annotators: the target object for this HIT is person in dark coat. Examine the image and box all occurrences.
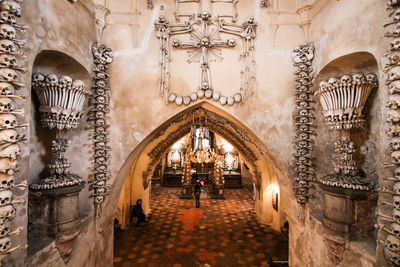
[130,199,146,226]
[194,180,202,208]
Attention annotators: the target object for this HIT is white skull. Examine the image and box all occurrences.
[394,209,400,224]
[96,188,106,195]
[392,151,400,164]
[392,223,400,239]
[0,68,17,82]
[59,76,72,87]
[395,183,400,194]
[0,98,13,112]
[45,74,58,85]
[95,173,106,180]
[388,110,400,124]
[392,137,400,152]
[94,180,106,188]
[0,114,16,129]
[388,94,400,110]
[298,180,307,187]
[340,74,352,84]
[352,73,366,84]
[328,77,339,88]
[0,82,14,95]
[387,234,400,252]
[32,72,45,84]
[72,79,86,90]
[0,174,14,189]
[0,144,20,159]
[0,39,17,53]
[95,195,104,204]
[0,158,18,175]
[0,11,15,25]
[388,67,400,83]
[394,8,400,22]
[391,39,400,51]
[0,223,9,238]
[0,237,10,253]
[0,1,21,17]
[0,24,16,39]
[0,129,18,144]
[0,204,15,223]
[385,247,400,265]
[0,54,16,68]
[396,167,400,179]
[0,190,12,206]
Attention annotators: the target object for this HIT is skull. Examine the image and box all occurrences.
[95,188,106,195]
[95,173,106,180]
[297,195,307,204]
[328,77,339,88]
[0,98,13,112]
[0,204,15,224]
[299,109,310,116]
[389,67,400,83]
[0,114,16,129]
[0,174,14,189]
[387,234,400,252]
[0,223,9,238]
[0,54,16,68]
[72,79,86,90]
[201,10,210,20]
[45,74,58,85]
[0,144,20,159]
[0,24,16,39]
[95,164,107,173]
[0,129,18,144]
[95,111,104,119]
[95,96,106,103]
[95,149,106,157]
[0,237,10,253]
[0,1,21,17]
[95,195,104,204]
[94,141,105,149]
[394,209,400,224]
[392,224,400,239]
[95,156,106,165]
[387,94,400,109]
[392,150,400,164]
[0,39,17,53]
[352,73,366,84]
[59,76,73,87]
[298,180,307,187]
[392,137,400,152]
[388,109,400,123]
[385,247,400,265]
[0,68,17,82]
[340,74,352,84]
[396,167,400,179]
[391,39,400,51]
[395,8,400,22]
[227,39,235,47]
[32,72,45,84]
[0,11,16,25]
[0,158,18,175]
[0,190,12,206]
[318,80,329,91]
[95,119,105,126]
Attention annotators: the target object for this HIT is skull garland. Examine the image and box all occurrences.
[382,1,400,265]
[291,42,315,208]
[91,43,113,217]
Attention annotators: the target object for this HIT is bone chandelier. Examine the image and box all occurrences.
[155,1,257,107]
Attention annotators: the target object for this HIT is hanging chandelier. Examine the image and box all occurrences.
[189,119,218,165]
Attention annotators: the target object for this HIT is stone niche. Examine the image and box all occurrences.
[28,50,92,258]
[312,52,379,256]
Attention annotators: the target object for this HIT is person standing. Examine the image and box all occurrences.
[194,180,202,208]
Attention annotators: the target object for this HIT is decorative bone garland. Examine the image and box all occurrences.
[379,1,400,265]
[154,1,257,106]
[291,42,316,210]
[90,42,113,217]
[0,0,28,265]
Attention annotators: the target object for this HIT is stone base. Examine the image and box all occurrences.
[321,183,368,233]
[179,186,193,199]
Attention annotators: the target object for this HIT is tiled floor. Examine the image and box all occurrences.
[114,186,288,267]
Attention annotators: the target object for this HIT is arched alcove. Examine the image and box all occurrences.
[109,102,297,234]
[28,50,92,254]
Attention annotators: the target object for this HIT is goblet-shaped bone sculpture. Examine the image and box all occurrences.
[314,73,378,191]
[30,73,90,190]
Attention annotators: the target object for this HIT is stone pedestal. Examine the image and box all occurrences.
[321,184,367,233]
[210,185,225,199]
[180,185,193,199]
[29,183,85,259]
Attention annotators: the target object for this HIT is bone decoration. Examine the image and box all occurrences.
[154,0,257,106]
[291,42,316,207]
[381,0,400,265]
[31,73,89,130]
[314,73,377,191]
[0,0,27,265]
[91,42,113,217]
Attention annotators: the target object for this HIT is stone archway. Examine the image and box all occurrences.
[109,102,298,232]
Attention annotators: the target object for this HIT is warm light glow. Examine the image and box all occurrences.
[171,137,184,150]
[170,150,181,165]
[266,183,279,194]
[225,153,235,168]
[221,138,234,152]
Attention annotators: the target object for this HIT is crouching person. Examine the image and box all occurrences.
[130,199,146,226]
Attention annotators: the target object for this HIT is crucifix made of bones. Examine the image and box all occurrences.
[155,0,257,105]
